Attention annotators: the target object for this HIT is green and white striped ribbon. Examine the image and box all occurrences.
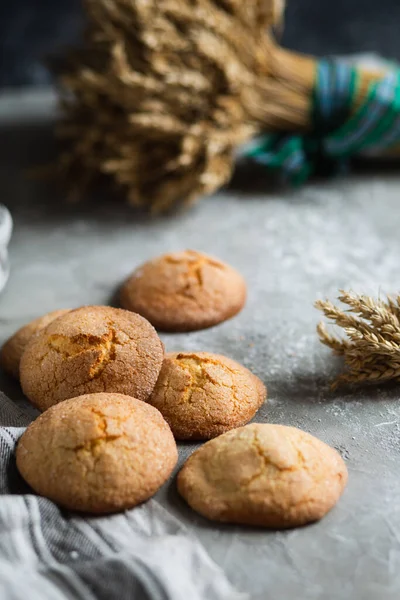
[245,59,400,184]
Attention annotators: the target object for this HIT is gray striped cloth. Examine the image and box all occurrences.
[0,392,246,600]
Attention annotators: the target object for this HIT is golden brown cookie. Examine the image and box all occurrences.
[177,423,348,528]
[16,393,178,514]
[0,309,70,379]
[20,306,164,412]
[148,352,266,440]
[120,250,246,332]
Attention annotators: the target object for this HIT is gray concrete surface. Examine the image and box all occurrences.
[1,90,400,599]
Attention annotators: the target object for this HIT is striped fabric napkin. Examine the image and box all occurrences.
[0,391,245,600]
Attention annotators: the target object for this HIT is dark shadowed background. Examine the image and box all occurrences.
[0,0,399,88]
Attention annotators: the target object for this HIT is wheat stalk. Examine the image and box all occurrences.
[316,291,400,387]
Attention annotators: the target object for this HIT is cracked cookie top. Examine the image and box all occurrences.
[148,352,266,440]
[20,306,164,412]
[16,393,178,514]
[120,250,246,332]
[177,423,348,528]
[0,309,70,379]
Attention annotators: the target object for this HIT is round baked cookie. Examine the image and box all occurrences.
[120,250,246,332]
[0,309,70,379]
[20,306,164,412]
[16,393,177,513]
[177,423,348,528]
[148,352,266,440]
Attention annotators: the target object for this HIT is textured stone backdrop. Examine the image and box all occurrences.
[1,0,400,87]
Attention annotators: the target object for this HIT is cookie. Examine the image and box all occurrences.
[20,306,164,412]
[177,423,348,528]
[120,250,246,332]
[0,309,70,378]
[16,393,177,514]
[148,352,266,440]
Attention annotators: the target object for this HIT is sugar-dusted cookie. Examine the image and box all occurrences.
[0,309,70,378]
[120,250,246,331]
[16,393,177,514]
[178,423,348,528]
[148,352,266,440]
[20,306,164,411]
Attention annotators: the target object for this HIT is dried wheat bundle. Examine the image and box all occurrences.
[56,0,389,210]
[316,291,400,387]
[57,0,284,210]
